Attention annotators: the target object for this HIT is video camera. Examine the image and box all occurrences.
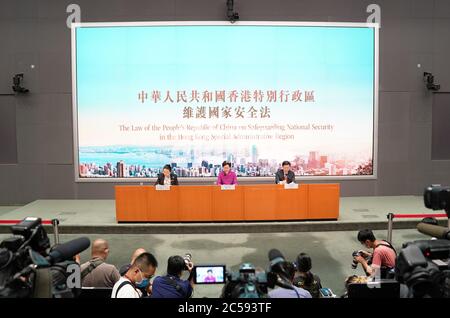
[424,185,450,216]
[222,263,268,298]
[220,249,307,298]
[396,239,450,298]
[0,217,90,298]
[394,185,450,298]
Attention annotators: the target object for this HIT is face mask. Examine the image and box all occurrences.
[136,270,150,289]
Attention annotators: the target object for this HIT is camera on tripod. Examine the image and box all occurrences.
[424,185,450,217]
[223,263,268,298]
[396,239,450,298]
[395,185,450,298]
[2,217,50,254]
[0,217,90,298]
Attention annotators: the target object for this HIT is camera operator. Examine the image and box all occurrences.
[151,255,194,298]
[268,261,311,298]
[354,229,396,278]
[1,217,90,298]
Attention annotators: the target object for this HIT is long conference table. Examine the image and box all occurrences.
[115,184,340,222]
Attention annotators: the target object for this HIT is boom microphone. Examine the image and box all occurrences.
[268,249,285,267]
[267,248,298,294]
[417,223,450,240]
[47,237,90,264]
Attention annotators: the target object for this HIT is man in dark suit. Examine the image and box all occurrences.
[155,164,179,185]
[275,161,296,184]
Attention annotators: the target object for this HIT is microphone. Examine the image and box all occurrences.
[268,248,285,267]
[48,237,90,264]
[417,223,450,240]
[267,248,297,292]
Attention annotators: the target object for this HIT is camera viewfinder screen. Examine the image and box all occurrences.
[194,265,226,284]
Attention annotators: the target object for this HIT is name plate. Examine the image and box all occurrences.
[155,184,171,191]
[221,184,236,190]
[284,183,298,190]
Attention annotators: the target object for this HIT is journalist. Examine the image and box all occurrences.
[354,229,397,278]
[151,255,194,298]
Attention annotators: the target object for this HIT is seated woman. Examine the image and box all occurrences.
[293,253,322,298]
[216,161,237,185]
[275,161,296,184]
[155,164,179,186]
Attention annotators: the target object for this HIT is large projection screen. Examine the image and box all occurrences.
[72,21,378,182]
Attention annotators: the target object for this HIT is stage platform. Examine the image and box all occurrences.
[0,196,446,235]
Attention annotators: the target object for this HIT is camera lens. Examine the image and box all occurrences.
[351,251,359,269]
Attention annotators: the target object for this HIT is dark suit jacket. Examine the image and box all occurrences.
[155,172,179,185]
[275,169,296,184]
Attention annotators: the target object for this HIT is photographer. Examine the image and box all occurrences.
[151,255,194,298]
[354,229,396,278]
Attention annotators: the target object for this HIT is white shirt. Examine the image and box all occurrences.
[111,277,142,298]
[163,176,171,186]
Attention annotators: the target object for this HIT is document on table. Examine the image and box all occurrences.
[155,184,171,191]
[220,185,236,190]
